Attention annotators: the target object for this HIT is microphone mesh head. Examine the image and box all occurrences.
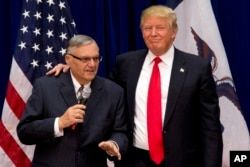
[82,87,91,99]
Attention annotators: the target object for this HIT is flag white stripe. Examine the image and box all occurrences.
[9,58,32,102]
[1,58,35,162]
[0,147,15,167]
[2,99,35,161]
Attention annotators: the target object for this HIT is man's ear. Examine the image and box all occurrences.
[65,54,70,64]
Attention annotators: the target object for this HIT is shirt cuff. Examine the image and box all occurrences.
[54,117,64,137]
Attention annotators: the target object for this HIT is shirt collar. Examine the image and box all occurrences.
[70,70,91,94]
[146,45,174,67]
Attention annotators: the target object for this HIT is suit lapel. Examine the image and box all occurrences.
[80,77,102,126]
[163,49,188,127]
[60,71,78,107]
[127,50,147,126]
[127,55,146,101]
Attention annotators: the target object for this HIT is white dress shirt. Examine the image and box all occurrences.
[133,45,174,150]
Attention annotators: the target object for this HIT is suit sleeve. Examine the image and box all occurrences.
[109,88,128,158]
[16,79,56,145]
[200,63,223,167]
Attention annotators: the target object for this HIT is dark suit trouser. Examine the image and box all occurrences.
[130,147,165,167]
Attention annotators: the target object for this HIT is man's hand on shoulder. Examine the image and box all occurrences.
[46,64,70,76]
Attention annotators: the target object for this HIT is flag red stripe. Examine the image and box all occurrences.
[6,81,26,119]
[0,121,31,166]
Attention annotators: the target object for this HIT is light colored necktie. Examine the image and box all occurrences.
[147,57,164,164]
[77,85,84,103]
[71,85,84,130]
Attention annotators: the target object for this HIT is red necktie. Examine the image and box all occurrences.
[147,57,164,164]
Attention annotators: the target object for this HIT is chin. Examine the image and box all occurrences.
[86,74,96,80]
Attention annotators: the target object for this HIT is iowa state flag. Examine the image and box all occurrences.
[0,0,77,166]
[166,0,250,166]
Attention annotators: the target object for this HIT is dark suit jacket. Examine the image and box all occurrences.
[110,48,223,167]
[17,71,128,167]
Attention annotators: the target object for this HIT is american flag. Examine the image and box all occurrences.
[0,0,77,166]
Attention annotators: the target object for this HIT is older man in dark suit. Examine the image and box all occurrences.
[17,35,128,167]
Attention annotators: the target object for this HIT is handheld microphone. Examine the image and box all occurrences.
[72,87,91,130]
[78,87,92,105]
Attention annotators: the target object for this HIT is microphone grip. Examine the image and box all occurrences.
[71,97,88,130]
[78,98,88,105]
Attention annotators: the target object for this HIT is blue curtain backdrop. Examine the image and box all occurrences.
[1,0,249,130]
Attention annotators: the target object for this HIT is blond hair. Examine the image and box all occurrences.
[140,5,178,31]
